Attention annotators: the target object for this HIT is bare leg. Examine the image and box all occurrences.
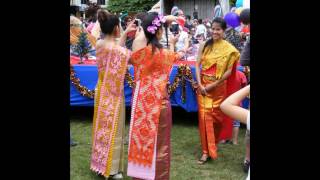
[243,130,250,173]
[245,130,250,161]
[232,127,239,145]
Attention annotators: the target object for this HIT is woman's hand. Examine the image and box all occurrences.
[165,15,177,24]
[187,46,193,53]
[206,81,219,92]
[124,21,137,35]
[198,85,207,96]
[132,26,147,52]
[169,34,179,45]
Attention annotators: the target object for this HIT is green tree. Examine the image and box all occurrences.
[72,28,92,63]
[107,0,158,13]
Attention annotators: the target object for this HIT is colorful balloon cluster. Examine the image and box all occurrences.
[226,0,250,28]
[235,7,244,16]
[236,0,250,8]
[236,0,243,8]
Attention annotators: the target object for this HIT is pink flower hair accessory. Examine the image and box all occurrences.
[147,14,166,34]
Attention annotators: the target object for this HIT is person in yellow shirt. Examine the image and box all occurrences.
[70,15,96,48]
[195,17,240,164]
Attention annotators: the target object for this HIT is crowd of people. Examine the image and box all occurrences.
[70,2,250,180]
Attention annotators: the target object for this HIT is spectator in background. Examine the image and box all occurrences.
[124,16,133,29]
[189,27,197,44]
[86,4,100,34]
[223,12,243,52]
[195,34,205,45]
[79,17,84,25]
[172,11,189,55]
[187,33,203,60]
[225,25,243,52]
[239,9,250,67]
[231,67,247,145]
[125,12,147,50]
[86,15,97,34]
[239,8,250,173]
[177,9,185,18]
[124,16,134,50]
[195,19,207,39]
[193,11,198,20]
[70,15,96,57]
[186,27,199,60]
[193,19,199,29]
[185,15,193,30]
[70,132,77,147]
[70,15,96,47]
[174,23,189,60]
[206,22,212,39]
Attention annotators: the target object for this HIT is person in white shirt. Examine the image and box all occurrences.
[175,24,189,54]
[195,19,207,39]
[220,85,250,180]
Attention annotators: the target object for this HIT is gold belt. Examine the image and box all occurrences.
[202,75,217,81]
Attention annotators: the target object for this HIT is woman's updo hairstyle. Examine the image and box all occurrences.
[97,9,119,35]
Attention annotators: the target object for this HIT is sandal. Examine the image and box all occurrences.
[111,172,123,179]
[243,160,250,173]
[197,154,210,165]
[232,141,239,145]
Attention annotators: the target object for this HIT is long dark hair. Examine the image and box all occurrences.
[142,12,163,54]
[97,10,119,35]
[203,17,227,53]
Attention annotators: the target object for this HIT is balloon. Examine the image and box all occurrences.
[243,0,250,8]
[213,5,223,18]
[224,12,240,28]
[235,7,244,16]
[236,0,244,8]
[176,16,186,27]
[242,26,250,33]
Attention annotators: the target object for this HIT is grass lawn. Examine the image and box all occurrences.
[71,107,248,180]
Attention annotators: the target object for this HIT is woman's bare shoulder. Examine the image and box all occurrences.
[96,39,105,48]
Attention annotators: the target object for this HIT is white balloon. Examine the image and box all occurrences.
[243,0,250,8]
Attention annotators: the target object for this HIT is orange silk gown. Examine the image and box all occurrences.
[127,45,179,180]
[197,39,240,159]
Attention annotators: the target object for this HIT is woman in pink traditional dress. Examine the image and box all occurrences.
[127,12,183,180]
[90,9,135,179]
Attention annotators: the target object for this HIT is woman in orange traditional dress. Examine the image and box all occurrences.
[127,12,183,180]
[90,10,135,179]
[195,17,240,164]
